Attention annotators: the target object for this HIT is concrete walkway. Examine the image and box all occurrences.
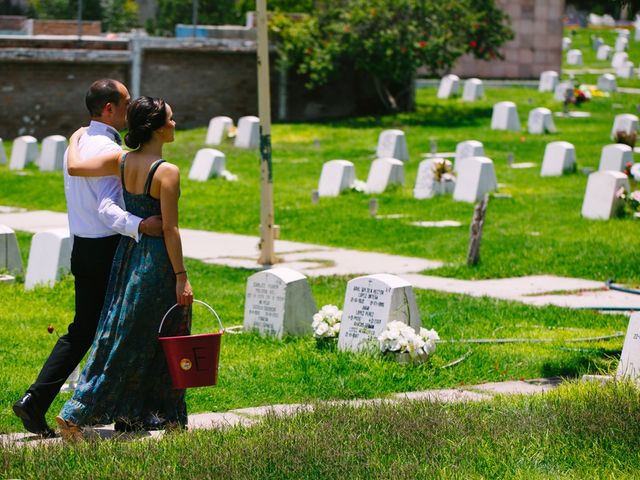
[1,208,639,310]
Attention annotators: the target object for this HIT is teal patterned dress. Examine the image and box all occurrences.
[60,157,189,428]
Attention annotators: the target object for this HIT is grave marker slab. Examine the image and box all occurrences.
[617,313,640,382]
[243,267,316,338]
[616,61,635,79]
[562,37,571,50]
[491,101,521,132]
[338,273,421,352]
[581,171,629,220]
[188,148,226,181]
[462,78,484,102]
[0,138,6,165]
[554,81,574,102]
[234,116,260,149]
[376,129,409,162]
[24,229,72,290]
[455,140,484,171]
[612,51,628,68]
[597,73,617,92]
[205,116,233,145]
[566,49,583,65]
[437,74,460,99]
[318,159,356,197]
[615,36,629,52]
[0,225,23,275]
[453,156,497,203]
[9,135,38,170]
[413,158,455,199]
[538,71,559,92]
[365,158,404,194]
[596,44,612,60]
[592,36,603,51]
[39,135,67,172]
[599,144,633,172]
[610,113,639,140]
[527,108,556,134]
[540,141,576,176]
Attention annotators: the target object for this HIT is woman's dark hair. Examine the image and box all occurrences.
[85,79,123,117]
[124,96,167,149]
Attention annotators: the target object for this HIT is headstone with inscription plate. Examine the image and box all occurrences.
[376,129,409,162]
[581,171,629,220]
[597,73,617,92]
[365,158,404,194]
[612,51,628,69]
[437,74,460,99]
[540,141,576,177]
[610,113,638,140]
[234,116,260,149]
[39,135,67,172]
[491,101,521,132]
[462,78,484,102]
[24,229,72,290]
[596,44,612,60]
[617,313,640,382]
[538,71,559,93]
[318,159,356,197]
[206,116,233,145]
[9,135,38,170]
[599,144,633,172]
[188,148,226,181]
[566,49,583,65]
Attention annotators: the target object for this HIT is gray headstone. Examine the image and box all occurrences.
[39,135,67,172]
[188,148,226,181]
[337,273,421,352]
[597,73,617,92]
[596,44,612,60]
[0,225,23,275]
[528,108,556,134]
[616,61,635,79]
[376,129,409,162]
[234,116,260,149]
[554,81,574,102]
[455,140,484,171]
[538,70,559,92]
[562,37,571,50]
[0,138,6,165]
[365,158,404,194]
[413,158,455,199]
[491,101,521,132]
[592,36,603,51]
[566,49,583,65]
[581,171,629,220]
[612,51,629,69]
[599,144,633,172]
[24,229,72,290]
[205,116,233,145]
[453,156,497,203]
[318,159,356,197]
[617,313,640,382]
[540,141,576,177]
[615,36,629,52]
[437,74,460,99]
[9,135,38,170]
[243,267,316,338]
[611,114,639,140]
[462,78,484,102]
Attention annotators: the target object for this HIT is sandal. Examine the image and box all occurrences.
[55,416,83,442]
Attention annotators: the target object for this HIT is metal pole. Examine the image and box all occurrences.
[77,0,83,39]
[256,0,276,266]
[192,0,199,38]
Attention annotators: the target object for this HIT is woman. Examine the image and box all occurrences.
[56,96,193,440]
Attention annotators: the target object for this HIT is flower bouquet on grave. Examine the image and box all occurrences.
[432,159,456,195]
[312,305,342,350]
[616,187,640,218]
[378,321,439,365]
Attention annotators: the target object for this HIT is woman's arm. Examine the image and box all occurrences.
[67,127,122,177]
[159,163,193,306]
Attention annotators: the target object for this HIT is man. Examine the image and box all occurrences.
[13,79,163,437]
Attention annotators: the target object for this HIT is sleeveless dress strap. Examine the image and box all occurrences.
[144,159,165,196]
[120,153,128,190]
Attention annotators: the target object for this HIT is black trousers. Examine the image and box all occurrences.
[27,234,121,413]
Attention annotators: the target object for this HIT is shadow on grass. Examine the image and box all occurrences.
[540,349,620,379]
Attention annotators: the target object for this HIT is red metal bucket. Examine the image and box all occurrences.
[158,300,224,389]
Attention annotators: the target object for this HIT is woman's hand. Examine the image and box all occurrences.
[176,275,193,306]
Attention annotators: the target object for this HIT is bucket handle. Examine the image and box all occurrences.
[158,299,224,336]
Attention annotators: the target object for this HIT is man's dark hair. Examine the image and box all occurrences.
[85,79,123,117]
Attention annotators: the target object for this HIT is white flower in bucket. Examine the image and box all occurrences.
[312,304,342,339]
[378,321,439,362]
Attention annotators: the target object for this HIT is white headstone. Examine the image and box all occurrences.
[538,70,559,92]
[597,73,617,92]
[0,138,6,165]
[491,101,521,132]
[636,20,640,41]
[376,129,409,162]
[234,116,260,149]
[454,140,484,171]
[24,229,72,290]
[581,171,629,220]
[611,114,639,140]
[617,313,640,382]
[462,78,484,102]
[562,37,571,50]
[599,144,633,172]
[318,159,356,197]
[243,267,316,338]
[337,273,421,352]
[437,74,460,99]
[9,135,38,170]
[592,36,603,51]
[365,158,404,194]
[566,49,583,66]
[188,148,226,181]
[554,81,574,102]
[38,135,67,172]
[205,116,233,145]
[596,44,612,60]
[0,225,23,275]
[540,141,576,176]
[617,29,630,39]
[527,108,557,134]
[453,156,497,203]
[616,61,635,79]
[612,51,629,68]
[413,158,455,199]
[615,36,629,52]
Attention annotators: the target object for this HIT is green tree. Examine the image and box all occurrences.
[27,0,102,20]
[103,0,139,32]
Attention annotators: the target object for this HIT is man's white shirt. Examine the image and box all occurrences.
[64,120,142,241]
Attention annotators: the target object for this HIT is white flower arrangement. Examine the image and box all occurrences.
[312,304,342,339]
[350,179,367,193]
[378,321,439,361]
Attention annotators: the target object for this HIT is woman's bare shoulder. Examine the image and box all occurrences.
[156,161,180,182]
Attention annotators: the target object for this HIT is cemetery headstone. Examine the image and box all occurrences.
[413,158,455,199]
[612,51,629,69]
[538,70,559,92]
[234,116,260,149]
[318,159,356,197]
[9,135,38,170]
[615,36,629,52]
[610,113,639,140]
[0,138,6,165]
[39,135,67,172]
[188,148,226,181]
[243,267,316,338]
[527,108,557,134]
[491,101,521,132]
[596,44,612,60]
[566,49,583,65]
[540,141,577,176]
[376,129,409,162]
[365,158,404,194]
[437,74,460,99]
[617,29,630,39]
[554,81,574,102]
[616,61,635,79]
[462,78,484,102]
[24,229,72,290]
[597,73,617,92]
[205,116,233,145]
[0,225,23,275]
[562,37,571,50]
[337,273,421,352]
[592,36,603,51]
[598,144,633,172]
[453,156,498,203]
[617,313,640,382]
[581,171,629,220]
[455,140,484,171]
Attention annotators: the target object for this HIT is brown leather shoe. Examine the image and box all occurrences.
[55,416,83,442]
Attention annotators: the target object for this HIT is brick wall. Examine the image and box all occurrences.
[32,20,101,36]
